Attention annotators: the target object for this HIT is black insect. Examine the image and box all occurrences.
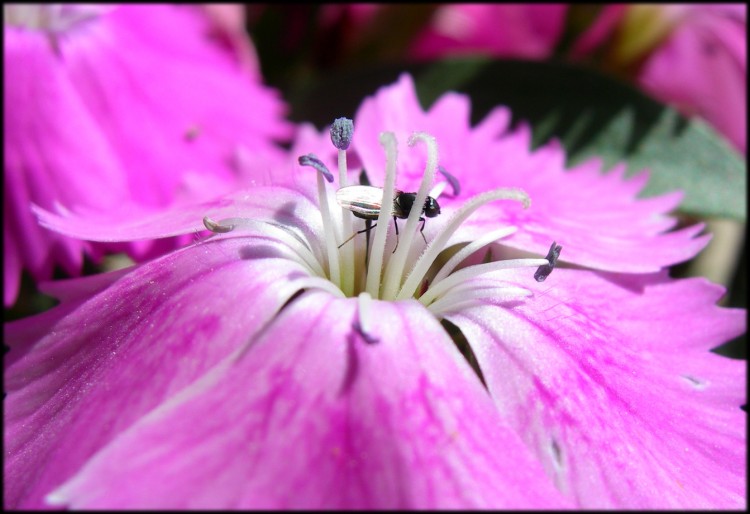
[336,185,441,253]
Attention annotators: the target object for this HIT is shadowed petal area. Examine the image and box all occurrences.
[445,269,746,508]
[4,237,318,509]
[44,293,571,509]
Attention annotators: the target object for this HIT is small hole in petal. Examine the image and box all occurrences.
[681,375,707,389]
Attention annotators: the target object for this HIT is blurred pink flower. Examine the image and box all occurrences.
[410,4,568,60]
[5,75,744,509]
[573,4,747,154]
[637,4,747,153]
[3,4,292,306]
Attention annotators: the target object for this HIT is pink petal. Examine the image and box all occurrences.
[3,4,292,305]
[445,269,746,508]
[411,4,568,60]
[317,74,709,272]
[33,185,322,243]
[4,236,315,509]
[638,8,747,153]
[43,292,571,509]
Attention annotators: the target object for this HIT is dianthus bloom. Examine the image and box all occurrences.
[573,4,747,154]
[3,4,292,305]
[5,75,745,509]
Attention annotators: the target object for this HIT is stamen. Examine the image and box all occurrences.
[438,165,461,196]
[397,188,531,300]
[534,242,562,282]
[382,132,440,300]
[202,216,325,278]
[331,118,355,296]
[299,155,341,287]
[364,132,398,297]
[418,258,549,307]
[430,226,518,286]
[426,284,532,315]
[353,292,379,344]
[330,117,354,152]
[298,154,334,183]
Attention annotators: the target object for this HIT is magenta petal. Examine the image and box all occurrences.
[410,4,567,60]
[3,237,317,509]
[340,75,709,272]
[445,269,746,508]
[4,4,292,305]
[43,293,571,509]
[33,184,322,242]
[638,7,747,153]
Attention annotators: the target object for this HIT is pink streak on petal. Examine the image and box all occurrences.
[4,237,313,509]
[45,293,572,509]
[446,269,746,508]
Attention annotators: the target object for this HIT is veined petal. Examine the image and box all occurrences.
[3,236,318,509]
[33,185,323,243]
[44,292,571,509]
[445,269,746,508]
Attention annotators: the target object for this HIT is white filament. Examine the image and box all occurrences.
[315,171,341,286]
[381,132,439,300]
[337,147,355,296]
[365,132,398,297]
[428,226,518,290]
[418,258,549,307]
[426,285,533,316]
[396,189,530,300]
[202,216,326,278]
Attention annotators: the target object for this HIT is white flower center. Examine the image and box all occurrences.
[204,127,553,317]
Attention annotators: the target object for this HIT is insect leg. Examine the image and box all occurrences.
[338,222,378,249]
[418,217,427,244]
[392,216,400,253]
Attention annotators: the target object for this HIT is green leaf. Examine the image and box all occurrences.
[286,58,746,220]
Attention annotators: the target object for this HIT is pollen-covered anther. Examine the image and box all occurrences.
[534,242,563,282]
[203,216,234,234]
[330,117,354,151]
[298,154,334,183]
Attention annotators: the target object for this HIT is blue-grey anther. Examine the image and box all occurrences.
[438,165,461,196]
[330,117,354,150]
[534,241,562,282]
[298,153,334,183]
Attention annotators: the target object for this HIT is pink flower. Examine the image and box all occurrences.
[573,4,747,154]
[3,4,292,306]
[637,4,747,153]
[5,76,745,509]
[410,4,568,60]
